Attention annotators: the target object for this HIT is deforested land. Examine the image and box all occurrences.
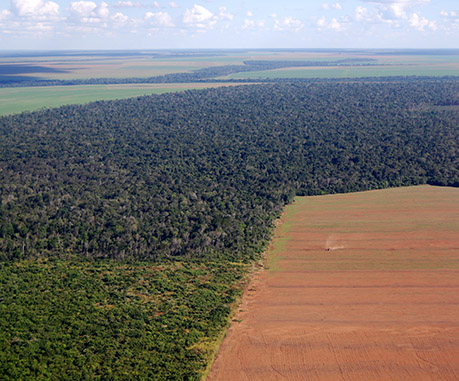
[209,185,459,380]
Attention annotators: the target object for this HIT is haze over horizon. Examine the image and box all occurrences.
[0,0,458,50]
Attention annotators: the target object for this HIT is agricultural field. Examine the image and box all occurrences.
[0,83,247,116]
[223,52,459,79]
[209,185,459,380]
[1,49,458,115]
[223,63,459,79]
[0,51,241,81]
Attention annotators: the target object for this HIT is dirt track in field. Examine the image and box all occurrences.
[208,185,459,380]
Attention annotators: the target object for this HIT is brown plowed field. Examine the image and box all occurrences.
[208,185,459,380]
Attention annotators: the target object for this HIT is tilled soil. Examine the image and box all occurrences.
[208,186,459,380]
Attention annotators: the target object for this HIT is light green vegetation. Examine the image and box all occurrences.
[0,259,247,380]
[224,64,459,79]
[0,83,247,116]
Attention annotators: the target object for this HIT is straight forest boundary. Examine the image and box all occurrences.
[209,185,459,380]
[0,83,248,116]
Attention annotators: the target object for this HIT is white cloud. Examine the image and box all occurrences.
[152,1,159,8]
[440,10,458,18]
[356,0,442,31]
[111,11,129,28]
[322,3,342,11]
[242,18,264,30]
[217,7,233,21]
[242,18,255,29]
[145,11,174,27]
[70,1,97,18]
[246,10,253,17]
[69,1,111,25]
[354,5,394,24]
[183,5,215,29]
[317,16,345,31]
[169,1,179,8]
[0,9,12,20]
[98,1,109,18]
[389,3,407,19]
[361,0,431,21]
[409,12,436,31]
[355,6,369,22]
[11,0,60,20]
[113,1,141,8]
[274,16,303,32]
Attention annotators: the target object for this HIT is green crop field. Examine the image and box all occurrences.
[0,83,247,116]
[224,63,459,80]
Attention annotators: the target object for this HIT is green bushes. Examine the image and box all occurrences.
[0,259,246,380]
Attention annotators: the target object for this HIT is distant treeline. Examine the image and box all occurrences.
[0,79,457,261]
[0,59,387,87]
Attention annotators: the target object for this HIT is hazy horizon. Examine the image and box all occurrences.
[0,0,458,50]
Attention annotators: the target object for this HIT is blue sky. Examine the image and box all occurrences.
[0,0,458,50]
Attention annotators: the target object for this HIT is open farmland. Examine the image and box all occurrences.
[223,60,459,79]
[1,49,458,115]
[0,82,248,116]
[209,185,459,380]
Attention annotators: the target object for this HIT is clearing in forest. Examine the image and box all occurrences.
[208,185,459,380]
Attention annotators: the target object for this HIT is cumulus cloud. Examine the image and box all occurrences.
[111,11,128,27]
[440,10,458,18]
[274,16,303,32]
[183,5,215,29]
[361,0,431,21]
[217,7,233,21]
[11,0,60,20]
[354,5,393,24]
[113,1,141,8]
[169,1,179,8]
[356,0,443,31]
[317,16,345,31]
[242,18,264,30]
[145,11,174,27]
[322,3,342,11]
[409,12,436,31]
[69,1,114,27]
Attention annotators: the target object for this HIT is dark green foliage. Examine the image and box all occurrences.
[0,259,245,380]
[0,80,457,261]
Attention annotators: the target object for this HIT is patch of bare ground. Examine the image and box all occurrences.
[208,185,459,380]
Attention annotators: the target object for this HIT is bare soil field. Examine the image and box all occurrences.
[208,185,459,380]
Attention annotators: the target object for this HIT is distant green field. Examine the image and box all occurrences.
[0,83,247,116]
[1,50,458,115]
[224,64,459,80]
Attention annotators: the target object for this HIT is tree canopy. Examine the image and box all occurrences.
[0,79,457,261]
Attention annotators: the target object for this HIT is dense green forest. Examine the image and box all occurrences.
[0,79,458,379]
[1,80,457,261]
